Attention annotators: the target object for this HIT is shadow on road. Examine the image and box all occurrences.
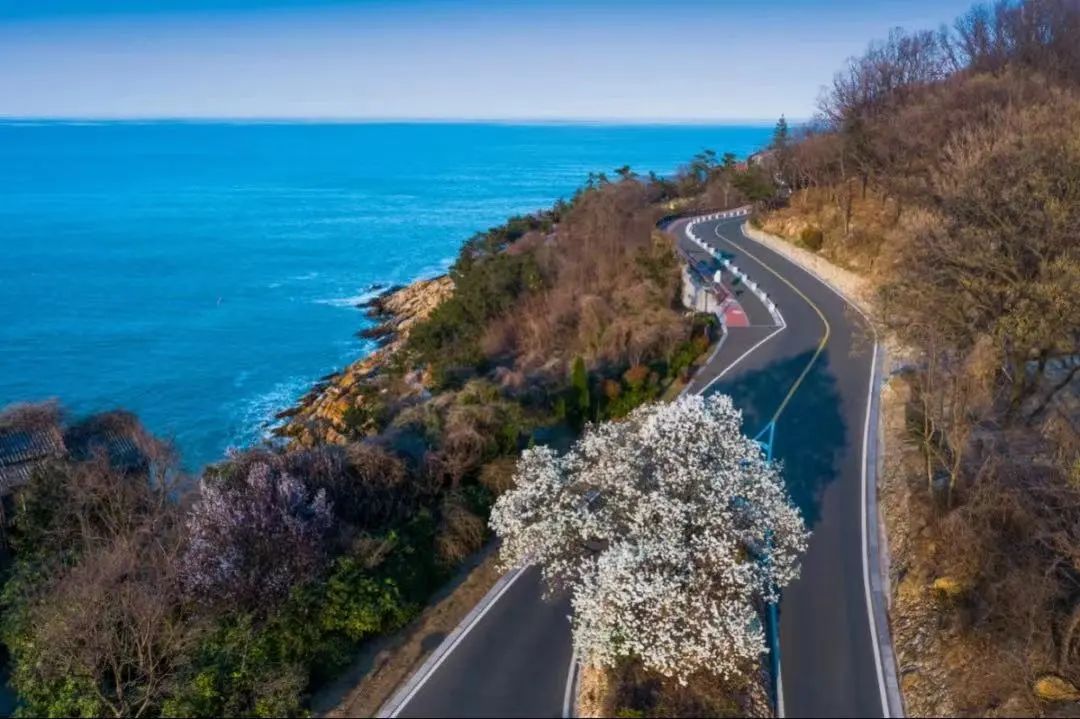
[707,349,847,528]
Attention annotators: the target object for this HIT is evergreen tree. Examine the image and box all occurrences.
[771,115,790,151]
[771,115,793,186]
[570,357,590,424]
[689,149,718,184]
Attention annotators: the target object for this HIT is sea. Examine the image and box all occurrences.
[0,120,773,469]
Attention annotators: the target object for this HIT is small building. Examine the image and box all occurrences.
[747,149,774,167]
[0,424,65,496]
[0,423,66,546]
[65,418,148,472]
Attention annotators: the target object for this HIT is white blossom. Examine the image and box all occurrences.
[489,394,808,681]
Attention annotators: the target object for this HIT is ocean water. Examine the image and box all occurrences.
[0,121,772,469]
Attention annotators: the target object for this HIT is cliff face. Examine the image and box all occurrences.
[278,275,454,446]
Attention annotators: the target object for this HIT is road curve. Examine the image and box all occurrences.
[380,214,897,718]
[689,215,895,718]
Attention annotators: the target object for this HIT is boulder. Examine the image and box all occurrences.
[1034,675,1080,703]
[930,576,967,601]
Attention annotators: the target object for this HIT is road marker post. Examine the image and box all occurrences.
[752,421,784,716]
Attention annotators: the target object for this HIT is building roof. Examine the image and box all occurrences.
[66,429,146,470]
[0,425,65,494]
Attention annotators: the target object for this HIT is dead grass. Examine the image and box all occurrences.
[762,193,1079,717]
[579,659,771,718]
[880,376,1042,717]
[577,665,616,718]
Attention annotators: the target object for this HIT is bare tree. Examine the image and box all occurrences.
[31,533,192,718]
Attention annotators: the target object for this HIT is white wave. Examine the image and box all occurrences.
[227,375,313,449]
[413,256,456,279]
[312,286,385,308]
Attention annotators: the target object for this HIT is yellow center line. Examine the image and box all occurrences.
[714,226,830,426]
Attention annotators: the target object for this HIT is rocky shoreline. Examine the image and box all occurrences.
[275,274,454,446]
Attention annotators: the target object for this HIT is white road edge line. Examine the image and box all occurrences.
[696,325,784,397]
[735,221,897,718]
[562,648,580,718]
[861,341,890,718]
[381,564,530,718]
[777,663,786,718]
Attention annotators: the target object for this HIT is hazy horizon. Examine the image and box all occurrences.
[1,0,977,121]
[0,115,792,124]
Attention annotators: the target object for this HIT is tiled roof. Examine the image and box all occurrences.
[0,427,62,464]
[67,430,146,469]
[0,426,65,493]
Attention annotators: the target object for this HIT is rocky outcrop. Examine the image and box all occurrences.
[363,275,454,341]
[277,275,454,446]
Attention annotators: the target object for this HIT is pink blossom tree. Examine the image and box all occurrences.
[181,461,333,608]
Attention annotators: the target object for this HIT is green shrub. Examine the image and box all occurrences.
[553,396,567,421]
[320,558,415,641]
[599,364,668,420]
[340,397,388,438]
[669,340,701,377]
[407,251,543,387]
[164,612,312,718]
[569,357,591,428]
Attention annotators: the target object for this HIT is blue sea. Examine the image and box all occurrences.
[0,121,772,469]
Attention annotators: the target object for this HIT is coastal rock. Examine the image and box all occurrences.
[279,275,454,445]
[376,276,453,336]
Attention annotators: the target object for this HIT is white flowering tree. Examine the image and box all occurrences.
[489,394,807,681]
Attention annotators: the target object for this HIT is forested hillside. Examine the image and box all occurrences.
[756,0,1080,712]
[4,1,1077,715]
[0,160,770,717]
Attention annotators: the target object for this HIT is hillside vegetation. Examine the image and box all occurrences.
[757,0,1080,712]
[0,160,771,717]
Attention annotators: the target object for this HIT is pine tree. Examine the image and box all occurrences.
[771,115,789,151]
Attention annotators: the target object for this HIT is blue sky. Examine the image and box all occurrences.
[0,0,977,121]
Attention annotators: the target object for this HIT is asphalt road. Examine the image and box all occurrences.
[384,215,891,718]
[689,216,888,718]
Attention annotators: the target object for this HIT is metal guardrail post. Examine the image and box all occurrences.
[753,421,782,713]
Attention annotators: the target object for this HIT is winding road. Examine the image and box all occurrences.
[379,213,901,718]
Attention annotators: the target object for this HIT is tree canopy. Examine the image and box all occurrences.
[490,394,807,682]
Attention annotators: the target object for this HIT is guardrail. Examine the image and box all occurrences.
[657,203,752,229]
[684,208,785,328]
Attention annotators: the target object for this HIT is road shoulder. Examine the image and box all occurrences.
[313,547,503,718]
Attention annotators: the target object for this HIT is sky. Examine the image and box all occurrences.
[0,0,978,121]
